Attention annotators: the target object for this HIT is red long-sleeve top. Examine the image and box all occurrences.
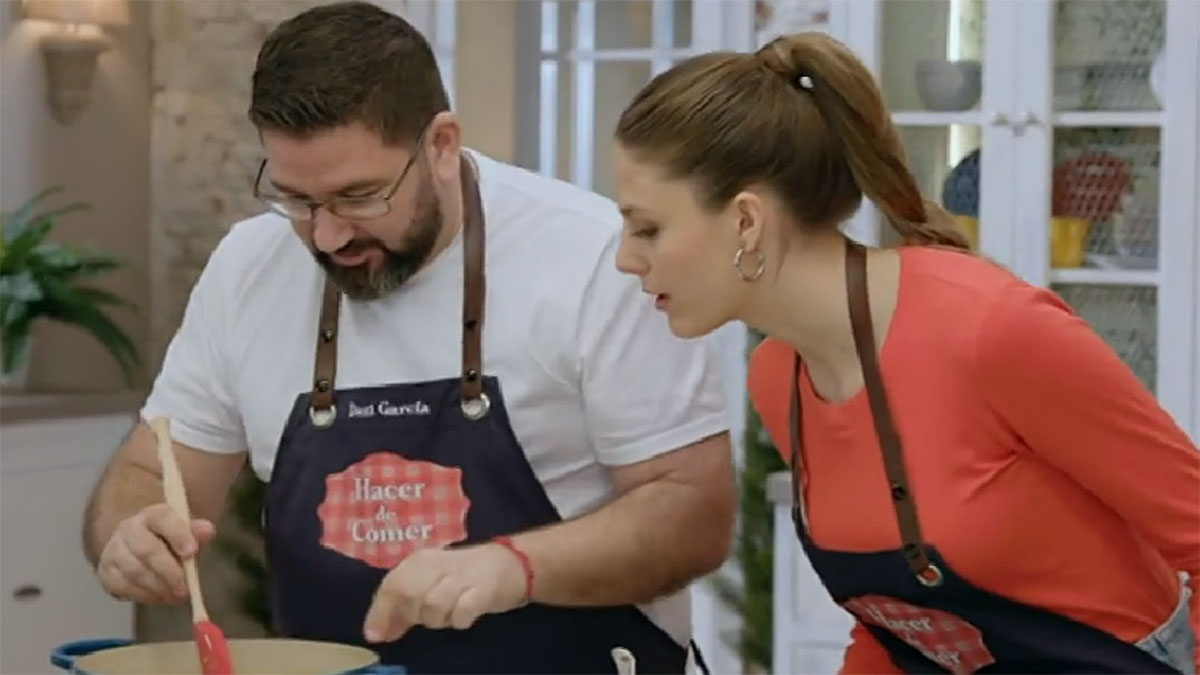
[748,246,1200,673]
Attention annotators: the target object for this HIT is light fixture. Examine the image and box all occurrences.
[21,0,130,125]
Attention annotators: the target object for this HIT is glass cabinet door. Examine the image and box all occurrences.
[839,0,1195,424]
[849,0,1010,258]
[1040,0,1166,393]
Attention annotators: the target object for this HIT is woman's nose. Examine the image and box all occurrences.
[615,238,648,277]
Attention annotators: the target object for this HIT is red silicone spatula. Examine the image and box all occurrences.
[151,417,236,675]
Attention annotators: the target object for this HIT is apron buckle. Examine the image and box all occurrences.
[460,393,491,420]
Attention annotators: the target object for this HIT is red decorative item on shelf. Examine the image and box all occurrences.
[1052,152,1132,220]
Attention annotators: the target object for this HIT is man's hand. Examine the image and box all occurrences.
[96,503,216,604]
[362,542,527,643]
[82,423,244,571]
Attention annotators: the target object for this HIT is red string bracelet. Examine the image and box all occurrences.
[491,535,534,602]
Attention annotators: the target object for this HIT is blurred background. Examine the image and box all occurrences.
[2,1,1197,673]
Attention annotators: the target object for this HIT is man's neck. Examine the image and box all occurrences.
[430,152,475,262]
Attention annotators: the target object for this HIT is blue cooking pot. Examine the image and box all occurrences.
[51,637,406,674]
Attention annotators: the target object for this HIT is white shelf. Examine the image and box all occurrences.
[891,111,982,127]
[541,48,698,61]
[1048,268,1160,287]
[1053,111,1164,128]
[889,111,1163,129]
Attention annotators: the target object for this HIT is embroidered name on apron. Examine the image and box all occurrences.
[316,452,471,568]
[844,596,997,675]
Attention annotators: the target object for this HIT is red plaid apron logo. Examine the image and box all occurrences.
[316,452,471,569]
[844,595,996,674]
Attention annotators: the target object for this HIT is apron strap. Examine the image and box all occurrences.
[788,353,807,531]
[308,153,491,427]
[459,154,489,420]
[309,278,341,427]
[789,240,942,587]
[844,240,940,586]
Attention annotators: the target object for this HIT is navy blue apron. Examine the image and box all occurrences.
[786,240,1180,674]
[263,157,705,674]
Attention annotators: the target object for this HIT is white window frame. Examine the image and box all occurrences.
[513,1,754,185]
[510,4,755,673]
[402,0,458,106]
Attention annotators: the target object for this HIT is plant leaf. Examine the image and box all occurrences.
[0,219,55,272]
[0,187,136,382]
[57,285,133,310]
[2,187,89,243]
[0,309,33,372]
[3,201,89,248]
[38,281,139,383]
[32,243,79,268]
[1,186,62,240]
[0,271,44,305]
[65,252,124,279]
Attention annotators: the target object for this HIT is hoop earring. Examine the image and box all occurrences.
[733,247,766,282]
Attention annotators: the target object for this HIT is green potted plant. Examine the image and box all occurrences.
[0,186,140,389]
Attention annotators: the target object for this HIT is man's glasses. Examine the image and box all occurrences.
[252,143,420,221]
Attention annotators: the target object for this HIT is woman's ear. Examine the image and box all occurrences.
[731,190,767,252]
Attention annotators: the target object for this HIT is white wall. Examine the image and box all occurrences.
[0,1,152,391]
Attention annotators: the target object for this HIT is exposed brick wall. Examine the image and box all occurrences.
[147,0,331,363]
[139,0,410,640]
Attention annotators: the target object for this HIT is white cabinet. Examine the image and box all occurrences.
[828,0,1200,437]
[1,413,137,674]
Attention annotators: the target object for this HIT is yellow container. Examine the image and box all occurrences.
[1050,217,1091,268]
[954,214,979,250]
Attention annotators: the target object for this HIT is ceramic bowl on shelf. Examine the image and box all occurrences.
[1150,50,1166,108]
[915,59,981,112]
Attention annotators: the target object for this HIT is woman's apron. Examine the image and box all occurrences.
[786,240,1190,673]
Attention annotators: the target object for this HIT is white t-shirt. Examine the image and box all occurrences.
[141,149,731,645]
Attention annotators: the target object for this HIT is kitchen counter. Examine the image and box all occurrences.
[1,408,137,673]
[0,389,144,425]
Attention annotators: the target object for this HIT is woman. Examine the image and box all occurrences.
[611,31,1199,674]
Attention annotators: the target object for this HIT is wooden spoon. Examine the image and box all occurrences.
[150,417,236,675]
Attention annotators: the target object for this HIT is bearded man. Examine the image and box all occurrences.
[81,2,734,674]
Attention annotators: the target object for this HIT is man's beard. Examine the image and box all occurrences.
[314,193,442,301]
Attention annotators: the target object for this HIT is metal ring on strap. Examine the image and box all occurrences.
[309,405,337,429]
[460,393,491,421]
[916,563,944,588]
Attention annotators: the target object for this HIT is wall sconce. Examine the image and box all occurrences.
[21,0,130,125]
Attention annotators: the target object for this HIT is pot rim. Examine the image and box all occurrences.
[50,637,404,675]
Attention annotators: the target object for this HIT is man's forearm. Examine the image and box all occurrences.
[82,460,165,567]
[511,478,733,607]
